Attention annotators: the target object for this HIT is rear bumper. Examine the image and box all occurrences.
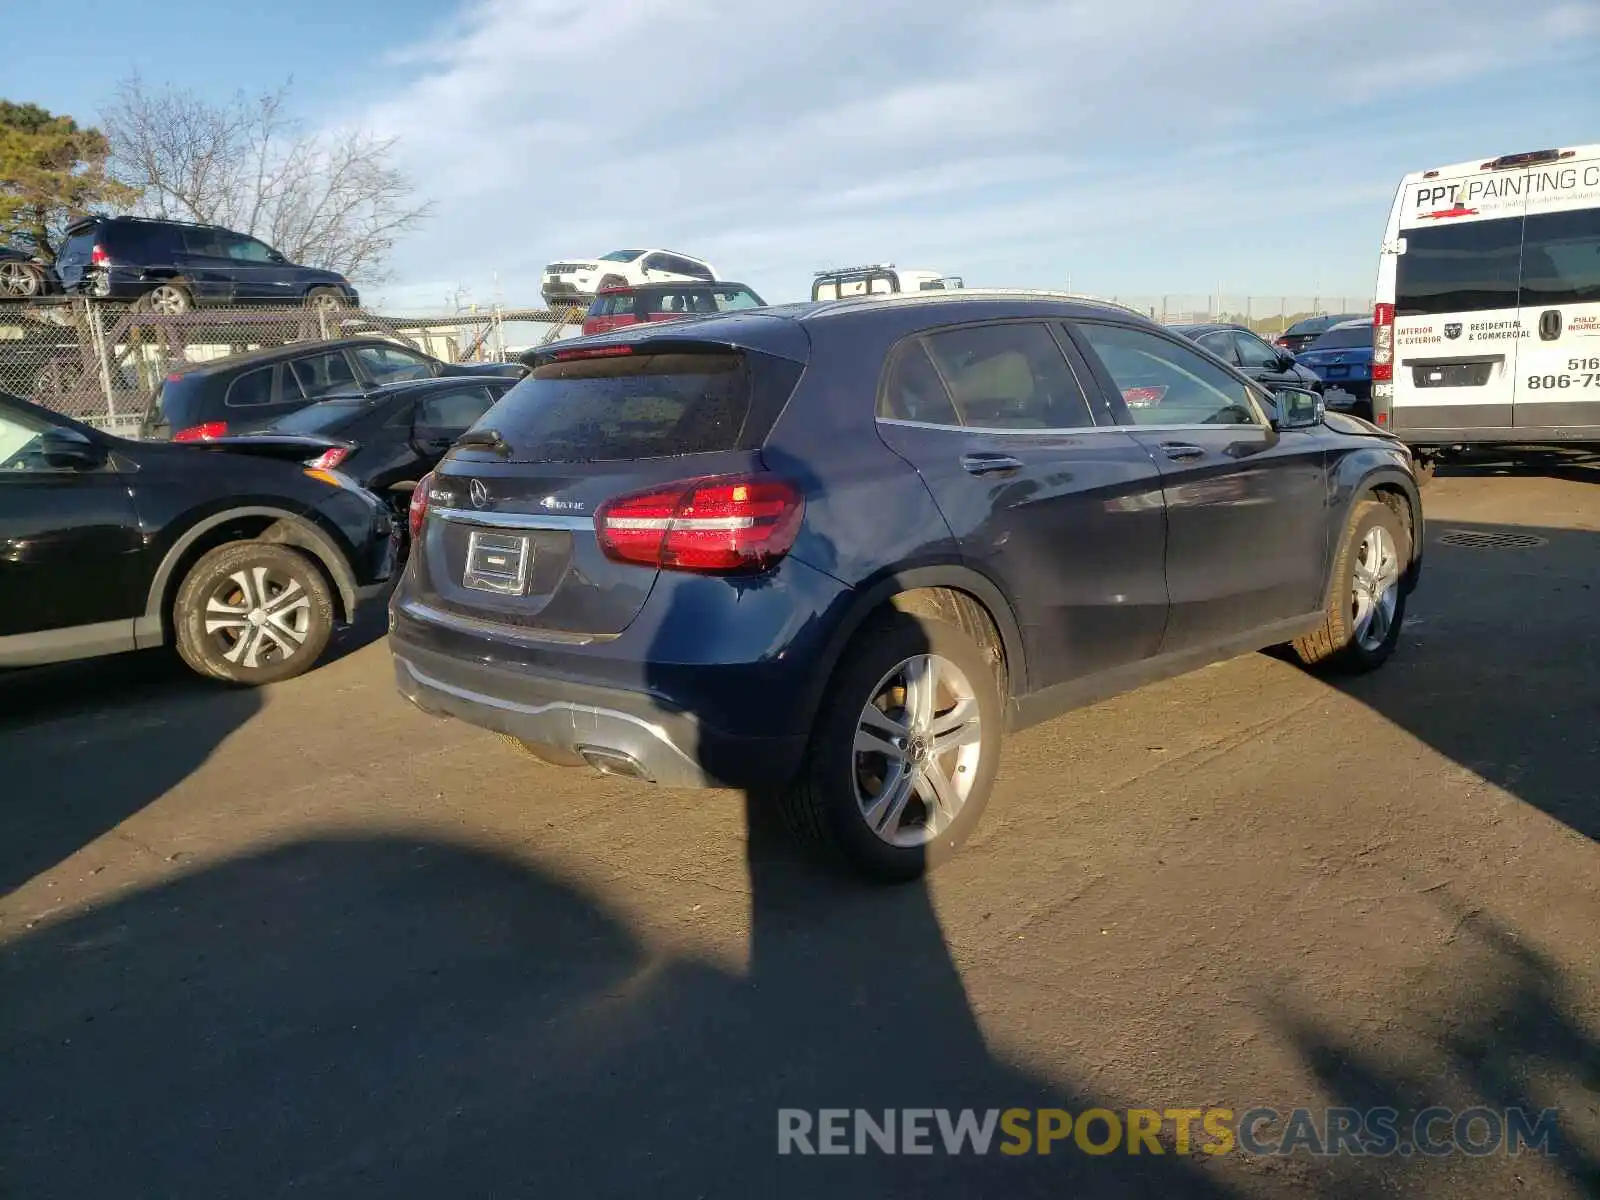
[392,639,805,790]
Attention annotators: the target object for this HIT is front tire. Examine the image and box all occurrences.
[1292,499,1410,673]
[173,541,336,685]
[0,260,42,298]
[781,611,1003,882]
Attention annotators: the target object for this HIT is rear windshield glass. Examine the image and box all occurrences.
[1308,324,1373,350]
[1396,216,1522,316]
[273,398,371,433]
[483,351,754,461]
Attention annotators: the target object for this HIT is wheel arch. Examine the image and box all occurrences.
[143,507,359,642]
[798,563,1029,732]
[1334,464,1424,592]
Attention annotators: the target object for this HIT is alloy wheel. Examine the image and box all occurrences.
[1350,524,1401,652]
[0,261,40,297]
[203,566,314,669]
[852,652,984,847]
[146,285,189,314]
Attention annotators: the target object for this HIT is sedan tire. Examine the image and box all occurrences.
[173,541,336,685]
[782,610,1003,882]
[1292,498,1410,673]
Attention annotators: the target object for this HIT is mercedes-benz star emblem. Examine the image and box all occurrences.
[469,479,491,510]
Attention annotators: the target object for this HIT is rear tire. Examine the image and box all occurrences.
[1291,499,1410,673]
[137,282,193,314]
[173,541,336,685]
[781,610,1003,882]
[306,287,346,312]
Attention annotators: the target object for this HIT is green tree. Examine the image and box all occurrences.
[0,100,138,258]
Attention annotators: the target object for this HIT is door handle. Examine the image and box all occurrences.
[960,452,1024,476]
[1539,310,1562,341]
[1158,442,1206,461]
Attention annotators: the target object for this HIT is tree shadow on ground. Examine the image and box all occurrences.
[1261,900,1599,1197]
[0,653,261,899]
[1328,517,1598,842]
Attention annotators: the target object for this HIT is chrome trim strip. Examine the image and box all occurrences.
[876,417,1270,436]
[433,507,595,531]
[395,655,700,771]
[396,597,612,645]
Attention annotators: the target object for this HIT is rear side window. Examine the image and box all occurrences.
[225,366,277,407]
[487,351,762,461]
[1520,207,1600,307]
[922,322,1095,430]
[353,344,434,383]
[181,228,225,257]
[1396,216,1521,316]
[878,339,960,425]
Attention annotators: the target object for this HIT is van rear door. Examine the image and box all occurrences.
[1511,149,1600,435]
[1389,168,1528,439]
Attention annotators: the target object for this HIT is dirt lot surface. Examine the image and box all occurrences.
[3,455,1597,1199]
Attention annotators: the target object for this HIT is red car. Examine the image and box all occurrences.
[582,281,765,335]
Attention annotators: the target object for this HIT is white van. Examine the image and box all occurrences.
[1372,145,1600,455]
[811,263,964,302]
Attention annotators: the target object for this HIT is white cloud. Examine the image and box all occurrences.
[351,0,1600,309]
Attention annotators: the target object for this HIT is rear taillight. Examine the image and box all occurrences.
[173,421,228,442]
[1273,338,1290,349]
[409,471,434,542]
[307,446,351,471]
[596,473,804,574]
[90,245,110,268]
[1372,302,1395,382]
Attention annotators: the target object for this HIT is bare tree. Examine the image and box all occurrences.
[102,75,432,281]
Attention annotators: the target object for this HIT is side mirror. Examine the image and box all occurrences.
[1270,387,1324,430]
[1273,351,1299,371]
[38,428,107,469]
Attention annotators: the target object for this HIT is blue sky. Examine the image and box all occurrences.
[8,0,1600,312]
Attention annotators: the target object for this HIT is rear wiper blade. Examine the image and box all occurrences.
[455,428,511,455]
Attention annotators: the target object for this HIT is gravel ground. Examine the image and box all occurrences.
[2,455,1597,1199]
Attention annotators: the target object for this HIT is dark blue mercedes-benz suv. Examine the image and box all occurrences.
[390,292,1423,881]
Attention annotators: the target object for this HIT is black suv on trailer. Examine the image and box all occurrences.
[53,216,359,314]
[144,337,527,441]
[0,390,398,685]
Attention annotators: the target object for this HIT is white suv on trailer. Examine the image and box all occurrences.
[541,249,718,308]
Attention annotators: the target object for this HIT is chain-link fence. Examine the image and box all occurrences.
[1112,295,1372,335]
[0,298,586,435]
[3,293,1370,436]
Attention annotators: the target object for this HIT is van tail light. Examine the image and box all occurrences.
[173,421,228,442]
[307,446,352,471]
[409,471,434,542]
[90,245,110,268]
[1371,302,1395,382]
[596,473,804,574]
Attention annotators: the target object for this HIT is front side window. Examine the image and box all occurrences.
[1395,215,1522,317]
[0,405,55,471]
[1076,323,1261,426]
[224,234,276,263]
[289,352,359,399]
[713,286,762,310]
[923,322,1096,430]
[353,344,435,384]
[418,386,495,431]
[1232,331,1282,370]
